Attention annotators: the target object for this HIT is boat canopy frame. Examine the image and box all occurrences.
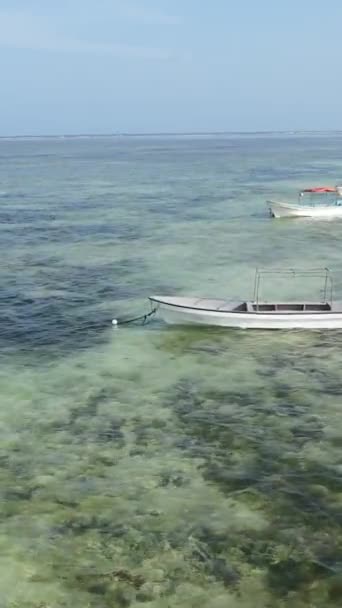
[301,187,336,194]
[252,268,333,311]
[298,186,342,206]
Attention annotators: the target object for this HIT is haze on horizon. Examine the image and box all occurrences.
[1,0,341,136]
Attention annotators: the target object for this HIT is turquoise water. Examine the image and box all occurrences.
[0,135,341,607]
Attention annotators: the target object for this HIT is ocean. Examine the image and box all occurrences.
[0,134,341,607]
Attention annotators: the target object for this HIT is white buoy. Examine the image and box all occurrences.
[112,319,118,327]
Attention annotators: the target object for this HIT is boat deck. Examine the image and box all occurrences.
[150,296,342,314]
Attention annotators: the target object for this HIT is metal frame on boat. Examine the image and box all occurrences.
[267,186,342,218]
[149,268,342,329]
[252,267,333,310]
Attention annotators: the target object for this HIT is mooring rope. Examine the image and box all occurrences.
[112,307,158,327]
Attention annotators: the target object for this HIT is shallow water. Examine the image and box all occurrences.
[1,134,341,607]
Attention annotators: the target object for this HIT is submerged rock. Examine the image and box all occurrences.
[158,470,189,488]
[208,558,240,587]
[267,557,319,596]
[98,418,125,444]
[105,584,134,607]
[328,575,342,602]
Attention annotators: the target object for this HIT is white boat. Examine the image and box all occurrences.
[149,269,342,330]
[268,186,342,218]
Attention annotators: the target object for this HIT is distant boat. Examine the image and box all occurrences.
[149,268,342,330]
[267,186,342,218]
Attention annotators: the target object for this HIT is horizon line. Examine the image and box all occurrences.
[1,129,342,139]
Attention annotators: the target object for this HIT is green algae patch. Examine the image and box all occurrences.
[1,291,342,607]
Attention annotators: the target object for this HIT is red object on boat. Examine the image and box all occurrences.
[302,187,336,193]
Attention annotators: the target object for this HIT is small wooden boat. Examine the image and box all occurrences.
[149,269,342,330]
[267,186,342,218]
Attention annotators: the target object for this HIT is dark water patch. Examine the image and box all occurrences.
[59,193,130,211]
[190,541,240,587]
[0,295,111,353]
[67,387,121,426]
[133,419,165,447]
[35,259,145,287]
[158,470,190,488]
[319,382,342,396]
[164,373,342,600]
[144,200,185,217]
[182,210,211,221]
[0,207,58,223]
[49,260,158,300]
[0,303,116,358]
[0,189,27,198]
[0,290,36,308]
[85,387,121,416]
[69,567,145,607]
[38,386,127,449]
[97,419,125,445]
[156,326,238,355]
[312,332,342,349]
[267,555,328,596]
[241,165,340,184]
[145,192,231,219]
[195,524,341,600]
[0,258,153,354]
[53,514,127,538]
[0,211,23,223]
[59,222,142,243]
[0,221,143,246]
[2,486,36,502]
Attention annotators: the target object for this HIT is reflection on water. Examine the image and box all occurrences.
[0,135,341,607]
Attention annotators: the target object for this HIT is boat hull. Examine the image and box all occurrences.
[151,299,342,329]
[267,200,342,218]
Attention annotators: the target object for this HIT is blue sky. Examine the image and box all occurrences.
[1,0,342,135]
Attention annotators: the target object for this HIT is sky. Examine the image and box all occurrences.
[1,0,342,135]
